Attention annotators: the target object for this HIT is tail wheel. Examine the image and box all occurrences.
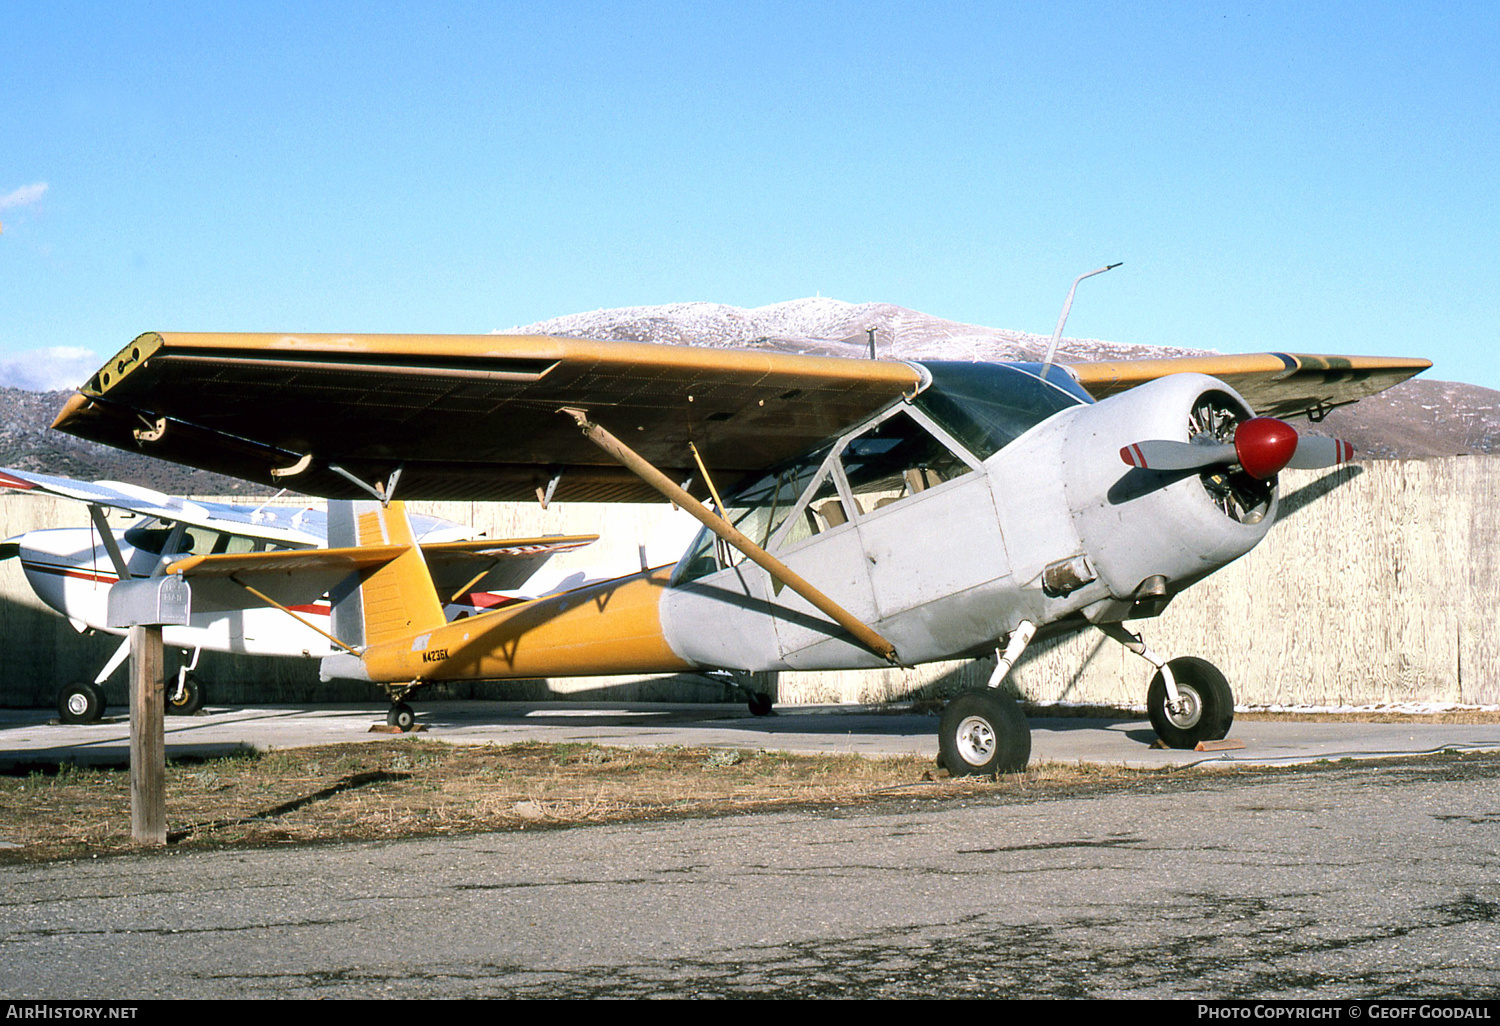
[747,692,774,716]
[58,682,105,724]
[938,691,1031,776]
[1147,657,1234,749]
[387,702,417,731]
[166,674,204,716]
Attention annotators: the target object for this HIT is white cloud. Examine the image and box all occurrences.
[0,346,99,392]
[0,183,48,210]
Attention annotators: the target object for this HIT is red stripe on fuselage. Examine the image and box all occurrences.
[18,560,331,617]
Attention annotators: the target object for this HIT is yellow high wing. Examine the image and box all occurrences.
[52,332,1431,502]
[1067,352,1432,420]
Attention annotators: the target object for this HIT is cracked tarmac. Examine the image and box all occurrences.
[2,754,1499,998]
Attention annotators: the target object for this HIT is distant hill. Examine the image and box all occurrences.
[2,299,1493,492]
[0,386,272,495]
[513,299,1500,460]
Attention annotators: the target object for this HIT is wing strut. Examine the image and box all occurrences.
[87,505,132,581]
[561,408,900,664]
[222,573,362,655]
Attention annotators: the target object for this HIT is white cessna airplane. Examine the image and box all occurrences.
[0,468,597,722]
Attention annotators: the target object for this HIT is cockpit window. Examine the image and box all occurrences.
[838,409,973,516]
[673,445,834,583]
[913,361,1090,460]
[123,520,190,556]
[123,520,267,557]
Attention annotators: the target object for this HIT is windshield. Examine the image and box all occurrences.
[912,361,1090,460]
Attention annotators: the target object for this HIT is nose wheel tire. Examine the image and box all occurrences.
[387,702,417,732]
[166,674,204,716]
[1146,657,1234,749]
[939,691,1031,776]
[57,682,105,724]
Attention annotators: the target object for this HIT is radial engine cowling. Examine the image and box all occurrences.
[1061,372,1279,611]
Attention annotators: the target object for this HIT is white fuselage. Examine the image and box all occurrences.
[14,526,335,658]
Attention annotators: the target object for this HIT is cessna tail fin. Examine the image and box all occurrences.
[327,500,446,650]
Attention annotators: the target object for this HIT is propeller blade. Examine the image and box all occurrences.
[1121,417,1348,478]
[1286,434,1355,469]
[1120,440,1237,471]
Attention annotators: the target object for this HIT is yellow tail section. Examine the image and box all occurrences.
[330,500,446,648]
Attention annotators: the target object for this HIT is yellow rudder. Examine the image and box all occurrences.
[328,499,446,649]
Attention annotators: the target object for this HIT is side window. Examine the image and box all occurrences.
[777,470,846,549]
[673,445,834,583]
[838,410,973,517]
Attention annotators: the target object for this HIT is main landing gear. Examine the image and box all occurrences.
[1144,657,1234,749]
[58,681,106,724]
[939,620,1036,776]
[1099,624,1234,749]
[938,691,1031,776]
[55,649,208,723]
[936,619,1236,772]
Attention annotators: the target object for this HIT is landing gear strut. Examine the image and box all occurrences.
[939,620,1035,776]
[1099,624,1234,749]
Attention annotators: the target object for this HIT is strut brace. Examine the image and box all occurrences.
[561,408,900,664]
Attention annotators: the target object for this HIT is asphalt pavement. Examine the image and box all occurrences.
[3,700,1499,769]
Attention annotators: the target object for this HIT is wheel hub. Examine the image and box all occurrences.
[1165,684,1203,728]
[955,715,997,766]
[66,693,89,716]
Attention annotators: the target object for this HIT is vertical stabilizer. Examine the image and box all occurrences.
[326,500,446,649]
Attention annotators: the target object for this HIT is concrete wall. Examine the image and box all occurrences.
[3,457,1497,709]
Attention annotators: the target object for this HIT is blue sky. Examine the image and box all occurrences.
[2,1,1496,391]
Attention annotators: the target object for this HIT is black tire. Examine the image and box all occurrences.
[747,692,774,717]
[166,674,204,716]
[387,702,416,731]
[1146,657,1234,749]
[57,682,105,724]
[939,691,1031,776]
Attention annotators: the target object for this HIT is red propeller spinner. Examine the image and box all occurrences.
[1121,417,1354,478]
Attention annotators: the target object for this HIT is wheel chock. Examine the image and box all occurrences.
[1194,738,1245,752]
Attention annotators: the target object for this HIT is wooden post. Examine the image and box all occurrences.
[129,624,166,846]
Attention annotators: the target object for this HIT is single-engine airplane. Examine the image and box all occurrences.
[50,327,1429,772]
[0,468,597,722]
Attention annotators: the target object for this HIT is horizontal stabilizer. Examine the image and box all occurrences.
[419,535,598,563]
[167,545,407,578]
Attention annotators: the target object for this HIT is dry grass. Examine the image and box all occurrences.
[1231,709,1500,724]
[0,739,1155,864]
[1018,703,1500,725]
